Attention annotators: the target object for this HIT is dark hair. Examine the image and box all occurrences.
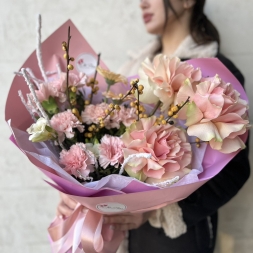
[163,0,220,46]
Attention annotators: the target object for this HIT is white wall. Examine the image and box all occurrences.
[0,1,252,252]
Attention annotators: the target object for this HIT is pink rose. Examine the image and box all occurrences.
[177,75,249,153]
[59,143,94,178]
[140,55,201,111]
[98,135,125,169]
[50,109,84,142]
[121,116,192,182]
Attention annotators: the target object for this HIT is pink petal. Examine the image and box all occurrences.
[191,68,202,81]
[130,130,146,140]
[143,159,165,179]
[127,138,147,149]
[154,140,170,158]
[142,58,155,78]
[187,122,222,142]
[214,122,246,139]
[176,79,195,104]
[171,73,188,91]
[140,116,157,131]
[210,136,246,153]
[168,57,180,78]
[185,102,203,126]
[162,161,180,172]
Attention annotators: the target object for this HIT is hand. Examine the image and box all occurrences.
[57,192,78,218]
[103,211,155,231]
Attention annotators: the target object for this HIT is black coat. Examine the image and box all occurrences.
[128,53,250,253]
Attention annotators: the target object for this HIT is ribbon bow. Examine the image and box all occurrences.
[48,204,123,253]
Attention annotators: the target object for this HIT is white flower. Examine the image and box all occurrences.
[27,118,56,142]
[137,60,159,105]
[85,143,100,158]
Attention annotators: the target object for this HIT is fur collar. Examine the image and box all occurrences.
[128,35,218,60]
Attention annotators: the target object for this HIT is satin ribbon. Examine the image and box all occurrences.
[48,204,105,253]
[48,201,176,253]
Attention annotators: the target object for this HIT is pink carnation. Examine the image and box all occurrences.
[81,103,108,125]
[37,72,87,103]
[99,135,125,169]
[34,81,67,103]
[141,55,201,112]
[121,116,192,182]
[118,107,137,127]
[50,109,84,142]
[35,82,57,102]
[33,72,87,104]
[59,72,87,89]
[177,74,249,153]
[81,103,137,129]
[59,143,94,178]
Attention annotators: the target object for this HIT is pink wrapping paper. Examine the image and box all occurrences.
[5,20,249,253]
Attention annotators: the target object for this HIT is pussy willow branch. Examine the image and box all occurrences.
[18,90,37,122]
[21,68,50,125]
[36,14,48,82]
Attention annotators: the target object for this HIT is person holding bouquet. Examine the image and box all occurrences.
[57,1,250,252]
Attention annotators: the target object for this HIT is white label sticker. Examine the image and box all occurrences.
[75,53,97,76]
[96,202,127,213]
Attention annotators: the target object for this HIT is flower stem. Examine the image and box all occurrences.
[149,101,162,117]
[165,96,190,123]
[102,86,136,122]
[137,87,140,121]
[66,26,71,107]
[89,53,101,104]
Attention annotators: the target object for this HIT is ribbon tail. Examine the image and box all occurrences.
[81,209,104,253]
[48,204,85,253]
[72,210,88,253]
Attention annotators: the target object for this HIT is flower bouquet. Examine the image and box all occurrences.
[5,16,249,253]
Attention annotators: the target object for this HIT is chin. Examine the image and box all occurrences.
[145,24,163,35]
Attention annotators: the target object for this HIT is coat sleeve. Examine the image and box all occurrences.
[178,53,250,227]
[178,146,250,227]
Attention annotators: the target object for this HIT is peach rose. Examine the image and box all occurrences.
[177,75,249,153]
[139,55,201,112]
[121,116,192,182]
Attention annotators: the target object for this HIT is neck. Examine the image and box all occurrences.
[161,14,192,56]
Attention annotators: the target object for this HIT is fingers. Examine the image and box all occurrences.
[57,200,74,218]
[111,223,137,231]
[60,192,77,209]
[103,215,132,225]
[103,214,142,231]
[103,212,154,231]
[57,193,78,218]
